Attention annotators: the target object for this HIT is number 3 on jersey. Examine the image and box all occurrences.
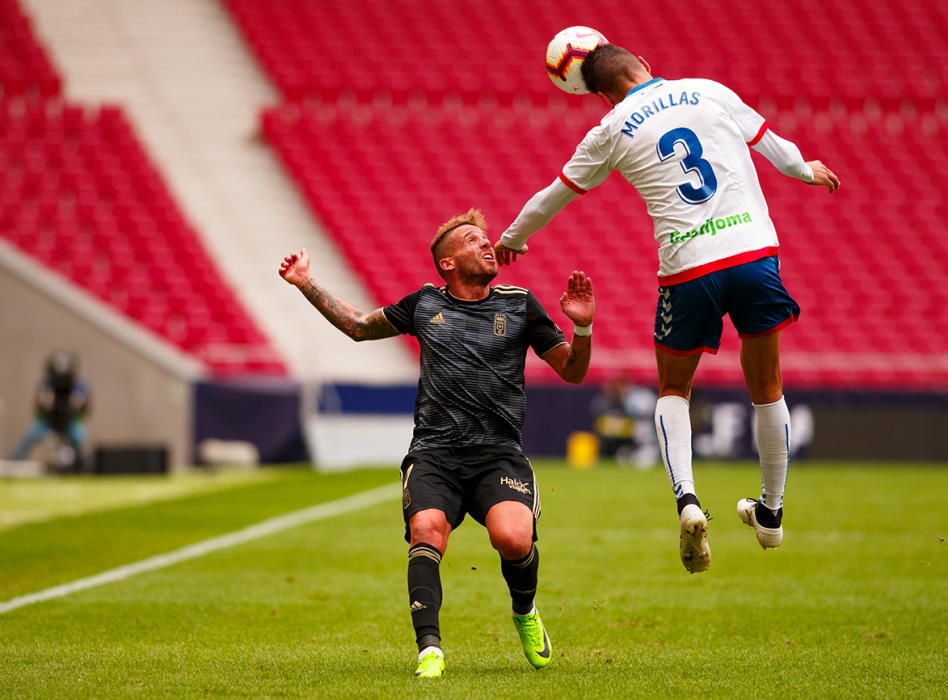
[657,127,718,205]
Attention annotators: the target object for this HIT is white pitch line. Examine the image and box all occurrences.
[0,482,400,615]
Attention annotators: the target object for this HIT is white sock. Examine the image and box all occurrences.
[654,395,695,499]
[418,645,443,661]
[754,397,791,512]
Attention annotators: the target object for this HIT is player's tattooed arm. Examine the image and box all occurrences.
[279,248,399,341]
[563,344,582,368]
[545,335,591,384]
[297,278,399,341]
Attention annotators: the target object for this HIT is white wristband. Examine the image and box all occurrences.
[573,323,592,337]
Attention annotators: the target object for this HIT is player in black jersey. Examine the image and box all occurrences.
[279,208,595,678]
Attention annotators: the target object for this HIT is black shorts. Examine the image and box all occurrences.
[399,445,541,543]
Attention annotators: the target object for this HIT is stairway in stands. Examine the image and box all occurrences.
[1,0,287,375]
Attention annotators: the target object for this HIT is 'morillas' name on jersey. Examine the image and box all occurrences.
[619,88,701,138]
[559,77,776,285]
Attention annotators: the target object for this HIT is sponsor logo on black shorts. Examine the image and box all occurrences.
[500,476,532,495]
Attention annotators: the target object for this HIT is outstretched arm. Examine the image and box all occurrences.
[278,249,400,341]
[497,125,612,264]
[542,271,595,384]
[752,130,840,193]
[495,178,579,265]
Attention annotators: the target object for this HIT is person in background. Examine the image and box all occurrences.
[12,351,90,470]
[591,376,659,467]
[591,377,635,459]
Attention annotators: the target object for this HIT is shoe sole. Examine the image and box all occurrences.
[737,499,783,549]
[679,509,711,573]
[414,666,445,679]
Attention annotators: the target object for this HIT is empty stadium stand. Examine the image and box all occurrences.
[6,0,938,386]
[261,100,948,388]
[0,101,285,374]
[0,0,284,375]
[226,0,948,389]
[225,0,945,106]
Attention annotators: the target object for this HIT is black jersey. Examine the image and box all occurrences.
[383,283,567,452]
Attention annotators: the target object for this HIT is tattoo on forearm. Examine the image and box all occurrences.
[300,279,362,338]
[299,279,396,340]
[299,278,324,308]
[349,309,396,340]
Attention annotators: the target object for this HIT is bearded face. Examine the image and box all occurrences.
[440,225,498,285]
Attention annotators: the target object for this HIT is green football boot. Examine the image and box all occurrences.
[414,649,445,678]
[512,609,552,669]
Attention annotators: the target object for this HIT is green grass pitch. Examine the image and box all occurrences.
[1,462,945,698]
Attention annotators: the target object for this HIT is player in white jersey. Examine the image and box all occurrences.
[494,43,839,573]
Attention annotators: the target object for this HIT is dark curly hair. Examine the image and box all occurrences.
[581,43,643,95]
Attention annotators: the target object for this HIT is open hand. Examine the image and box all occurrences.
[560,271,595,327]
[806,160,840,193]
[279,248,311,287]
[493,241,528,266]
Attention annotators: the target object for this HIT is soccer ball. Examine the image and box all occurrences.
[545,26,608,95]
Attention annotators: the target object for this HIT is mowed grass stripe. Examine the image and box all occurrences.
[0,482,400,615]
[0,468,292,530]
[0,467,394,599]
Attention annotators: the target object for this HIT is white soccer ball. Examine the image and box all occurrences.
[545,26,608,95]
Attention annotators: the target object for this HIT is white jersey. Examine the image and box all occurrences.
[559,77,777,284]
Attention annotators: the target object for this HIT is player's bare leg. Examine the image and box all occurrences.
[486,501,551,669]
[408,509,451,677]
[739,332,789,548]
[655,348,710,573]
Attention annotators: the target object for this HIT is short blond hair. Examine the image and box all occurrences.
[430,208,488,278]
